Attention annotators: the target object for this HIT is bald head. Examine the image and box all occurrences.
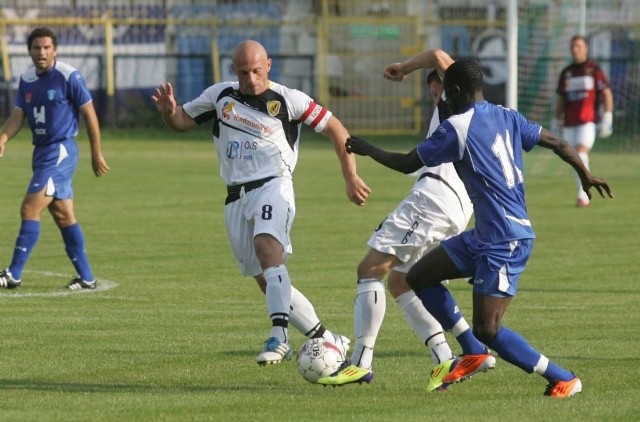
[232,40,271,95]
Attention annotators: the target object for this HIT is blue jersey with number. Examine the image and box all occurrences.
[15,61,92,146]
[417,101,542,243]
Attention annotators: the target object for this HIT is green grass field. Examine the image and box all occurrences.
[0,128,638,421]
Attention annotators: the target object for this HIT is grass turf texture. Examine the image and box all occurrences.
[0,128,638,421]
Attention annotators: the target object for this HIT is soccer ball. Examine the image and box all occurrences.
[296,338,344,383]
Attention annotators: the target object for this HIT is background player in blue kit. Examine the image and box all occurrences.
[0,27,110,290]
[345,58,612,397]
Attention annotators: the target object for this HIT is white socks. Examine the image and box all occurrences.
[351,278,386,369]
[288,286,336,341]
[264,265,291,342]
[395,290,454,364]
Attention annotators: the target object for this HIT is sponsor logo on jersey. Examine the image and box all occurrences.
[226,140,258,160]
[222,101,235,120]
[233,114,274,136]
[47,89,57,101]
[267,100,281,117]
[226,141,240,159]
[25,92,32,103]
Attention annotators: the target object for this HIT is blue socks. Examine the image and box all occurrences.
[417,284,575,382]
[417,284,486,355]
[489,327,574,381]
[455,329,486,356]
[61,223,94,281]
[8,220,40,280]
[488,326,540,373]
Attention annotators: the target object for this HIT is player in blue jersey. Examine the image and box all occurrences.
[0,27,110,290]
[319,52,494,391]
[345,57,612,397]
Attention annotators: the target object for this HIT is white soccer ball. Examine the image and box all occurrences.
[296,338,344,383]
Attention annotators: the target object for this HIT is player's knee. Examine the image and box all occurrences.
[355,252,393,281]
[386,273,410,298]
[355,260,372,279]
[21,200,47,220]
[405,267,423,291]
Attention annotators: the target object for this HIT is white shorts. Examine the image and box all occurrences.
[224,177,295,277]
[562,122,596,150]
[367,177,472,273]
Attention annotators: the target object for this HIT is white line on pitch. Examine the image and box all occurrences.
[0,270,119,298]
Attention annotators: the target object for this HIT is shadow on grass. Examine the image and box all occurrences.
[0,378,326,394]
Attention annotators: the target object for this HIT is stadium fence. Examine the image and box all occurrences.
[0,0,638,149]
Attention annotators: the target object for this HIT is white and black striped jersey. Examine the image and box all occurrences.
[183,80,332,185]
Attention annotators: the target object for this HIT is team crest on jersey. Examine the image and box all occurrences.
[47,89,57,101]
[25,92,32,103]
[267,100,281,117]
[222,101,235,120]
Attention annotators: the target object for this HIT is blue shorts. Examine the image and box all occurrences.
[29,140,78,199]
[441,229,533,297]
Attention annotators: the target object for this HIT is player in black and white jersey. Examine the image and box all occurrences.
[152,40,371,365]
[319,49,494,390]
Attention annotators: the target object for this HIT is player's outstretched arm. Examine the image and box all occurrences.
[346,136,423,175]
[383,49,454,82]
[538,128,613,200]
[152,82,197,132]
[322,117,372,206]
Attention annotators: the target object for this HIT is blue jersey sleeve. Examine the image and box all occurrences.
[513,111,542,152]
[15,80,26,111]
[68,71,93,109]
[416,120,462,167]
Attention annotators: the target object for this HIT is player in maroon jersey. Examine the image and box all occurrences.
[552,35,614,207]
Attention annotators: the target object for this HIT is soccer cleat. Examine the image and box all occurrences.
[256,336,292,365]
[66,277,97,290]
[544,376,582,398]
[427,358,456,392]
[317,363,374,386]
[332,334,351,361]
[442,353,496,385]
[0,269,21,289]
